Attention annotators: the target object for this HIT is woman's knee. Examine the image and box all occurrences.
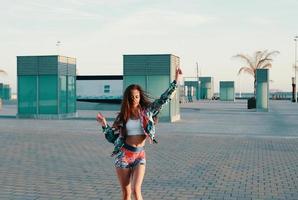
[122,186,132,196]
[132,186,142,196]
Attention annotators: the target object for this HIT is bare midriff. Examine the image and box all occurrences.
[125,135,146,147]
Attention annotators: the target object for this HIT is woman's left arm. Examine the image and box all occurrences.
[149,68,182,116]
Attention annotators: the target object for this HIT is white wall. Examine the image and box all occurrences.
[77,80,123,99]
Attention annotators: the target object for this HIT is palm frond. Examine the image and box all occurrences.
[233,54,255,69]
[255,50,264,66]
[257,58,273,68]
[256,50,279,68]
[261,63,272,69]
[0,69,7,75]
[265,50,280,58]
[238,67,254,76]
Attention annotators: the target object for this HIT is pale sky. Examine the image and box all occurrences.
[1,0,297,93]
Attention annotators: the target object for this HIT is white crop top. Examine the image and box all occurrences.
[126,119,144,136]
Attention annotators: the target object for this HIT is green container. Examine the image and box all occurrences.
[123,54,180,122]
[0,83,11,100]
[220,81,235,101]
[199,77,214,99]
[17,55,77,118]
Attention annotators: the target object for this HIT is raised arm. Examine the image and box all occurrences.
[96,112,107,127]
[96,112,119,144]
[149,68,182,116]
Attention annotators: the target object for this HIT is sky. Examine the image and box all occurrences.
[0,0,298,93]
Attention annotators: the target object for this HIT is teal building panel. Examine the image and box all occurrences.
[17,56,38,75]
[39,75,58,114]
[38,56,58,75]
[59,75,67,114]
[67,76,76,113]
[124,76,146,88]
[124,55,170,76]
[18,76,38,114]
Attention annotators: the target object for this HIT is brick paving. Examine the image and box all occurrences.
[0,100,298,199]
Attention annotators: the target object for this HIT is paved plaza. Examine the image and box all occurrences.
[0,100,298,200]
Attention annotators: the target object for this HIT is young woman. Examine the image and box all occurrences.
[97,68,182,200]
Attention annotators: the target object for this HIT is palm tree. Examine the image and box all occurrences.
[234,50,279,97]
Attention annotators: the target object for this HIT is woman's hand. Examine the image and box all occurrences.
[96,112,107,127]
[153,116,159,125]
[175,67,183,82]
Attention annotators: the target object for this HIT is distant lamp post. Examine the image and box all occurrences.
[196,61,201,100]
[56,41,61,55]
[294,36,298,102]
[292,77,296,102]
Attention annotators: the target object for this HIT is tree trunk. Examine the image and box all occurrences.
[254,78,256,98]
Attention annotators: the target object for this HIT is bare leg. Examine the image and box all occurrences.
[116,168,132,200]
[131,164,146,200]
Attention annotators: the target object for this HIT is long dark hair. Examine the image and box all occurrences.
[113,84,151,128]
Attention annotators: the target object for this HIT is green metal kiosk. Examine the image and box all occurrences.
[220,81,235,101]
[17,55,77,118]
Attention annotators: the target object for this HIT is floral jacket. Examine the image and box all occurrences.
[101,80,178,156]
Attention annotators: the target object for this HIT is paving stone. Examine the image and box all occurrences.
[1,100,298,199]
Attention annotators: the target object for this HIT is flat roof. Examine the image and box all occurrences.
[76,75,123,80]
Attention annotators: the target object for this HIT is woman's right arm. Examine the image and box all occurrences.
[97,112,119,144]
